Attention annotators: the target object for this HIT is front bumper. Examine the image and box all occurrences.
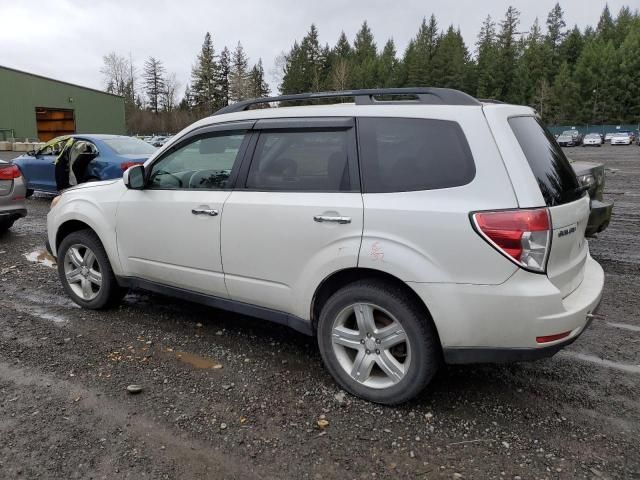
[586,199,614,236]
[409,254,605,364]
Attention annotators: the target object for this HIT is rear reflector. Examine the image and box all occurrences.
[472,208,551,273]
[0,164,21,180]
[536,331,571,344]
[121,161,143,171]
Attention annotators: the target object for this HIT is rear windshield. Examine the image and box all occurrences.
[358,117,475,193]
[509,116,582,207]
[103,137,157,155]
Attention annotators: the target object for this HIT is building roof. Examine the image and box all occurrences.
[0,64,123,99]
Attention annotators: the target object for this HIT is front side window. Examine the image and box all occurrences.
[148,131,247,190]
[358,117,475,193]
[246,130,351,191]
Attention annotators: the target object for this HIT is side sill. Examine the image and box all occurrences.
[116,276,313,336]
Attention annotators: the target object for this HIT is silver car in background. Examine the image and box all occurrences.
[0,160,27,232]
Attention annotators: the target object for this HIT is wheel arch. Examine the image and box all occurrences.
[311,268,441,345]
[56,219,96,251]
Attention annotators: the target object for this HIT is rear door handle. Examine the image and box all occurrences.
[314,215,351,224]
[192,208,219,216]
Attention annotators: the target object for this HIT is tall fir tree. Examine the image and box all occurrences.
[215,46,231,108]
[475,15,499,98]
[229,42,250,102]
[494,6,521,103]
[559,25,584,70]
[431,27,469,91]
[404,15,438,87]
[190,32,218,114]
[143,57,166,114]
[377,39,399,88]
[249,59,271,100]
[516,19,552,110]
[328,31,353,90]
[352,21,378,88]
[545,3,566,78]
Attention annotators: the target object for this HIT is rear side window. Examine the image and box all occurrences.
[509,116,581,207]
[358,118,475,193]
[246,130,350,191]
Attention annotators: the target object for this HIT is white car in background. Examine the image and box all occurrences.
[610,132,632,145]
[46,88,605,405]
[582,133,603,147]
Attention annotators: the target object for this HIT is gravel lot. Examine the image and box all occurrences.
[1,144,639,479]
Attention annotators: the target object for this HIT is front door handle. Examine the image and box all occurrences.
[192,208,219,216]
[314,215,351,224]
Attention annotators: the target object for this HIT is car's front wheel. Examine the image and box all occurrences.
[317,280,441,405]
[57,229,126,309]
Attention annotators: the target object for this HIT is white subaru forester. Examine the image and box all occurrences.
[47,88,604,404]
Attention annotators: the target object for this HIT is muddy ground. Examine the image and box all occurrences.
[0,144,639,479]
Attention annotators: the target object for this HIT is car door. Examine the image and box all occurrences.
[29,139,63,192]
[221,117,363,318]
[115,121,254,297]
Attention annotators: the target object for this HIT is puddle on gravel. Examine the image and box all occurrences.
[167,348,223,370]
[24,249,56,268]
[559,351,640,374]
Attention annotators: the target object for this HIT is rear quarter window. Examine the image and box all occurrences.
[508,116,581,207]
[357,118,475,193]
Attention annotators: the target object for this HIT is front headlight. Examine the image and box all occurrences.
[578,174,595,188]
[50,195,62,210]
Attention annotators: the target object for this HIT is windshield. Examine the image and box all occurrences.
[103,137,157,155]
[613,133,629,137]
[586,134,600,138]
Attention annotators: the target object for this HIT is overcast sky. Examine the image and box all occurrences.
[1,0,636,97]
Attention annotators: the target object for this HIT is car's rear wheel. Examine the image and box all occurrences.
[57,229,126,309]
[317,280,440,405]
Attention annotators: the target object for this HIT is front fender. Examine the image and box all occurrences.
[47,183,126,275]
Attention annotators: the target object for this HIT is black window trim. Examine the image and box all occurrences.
[143,120,256,191]
[234,118,361,193]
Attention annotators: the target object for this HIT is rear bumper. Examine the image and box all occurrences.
[0,208,27,221]
[586,199,614,236]
[409,254,605,364]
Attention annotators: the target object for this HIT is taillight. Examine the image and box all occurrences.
[120,161,143,171]
[472,208,551,273]
[0,164,21,180]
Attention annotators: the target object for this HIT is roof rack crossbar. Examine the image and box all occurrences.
[213,87,480,115]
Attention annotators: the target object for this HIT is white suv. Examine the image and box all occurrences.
[47,88,604,404]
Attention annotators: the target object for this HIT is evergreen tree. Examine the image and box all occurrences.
[215,47,231,108]
[548,61,580,123]
[545,3,566,77]
[280,41,307,95]
[229,42,251,103]
[475,15,499,98]
[191,32,218,114]
[516,19,552,110]
[352,21,378,88]
[179,85,192,111]
[596,5,615,43]
[404,15,438,87]
[377,39,399,88]
[249,59,271,100]
[618,28,640,122]
[494,6,521,103]
[559,25,584,70]
[143,56,166,114]
[328,32,353,90]
[431,27,469,90]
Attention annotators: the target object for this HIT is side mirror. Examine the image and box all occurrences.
[123,164,145,190]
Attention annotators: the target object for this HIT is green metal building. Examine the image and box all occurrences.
[0,65,125,142]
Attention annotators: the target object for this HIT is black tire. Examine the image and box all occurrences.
[57,229,126,309]
[0,219,15,233]
[317,280,441,405]
[25,189,34,198]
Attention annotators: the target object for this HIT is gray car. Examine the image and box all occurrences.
[0,159,27,232]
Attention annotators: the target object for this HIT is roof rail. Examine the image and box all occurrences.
[213,87,481,115]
